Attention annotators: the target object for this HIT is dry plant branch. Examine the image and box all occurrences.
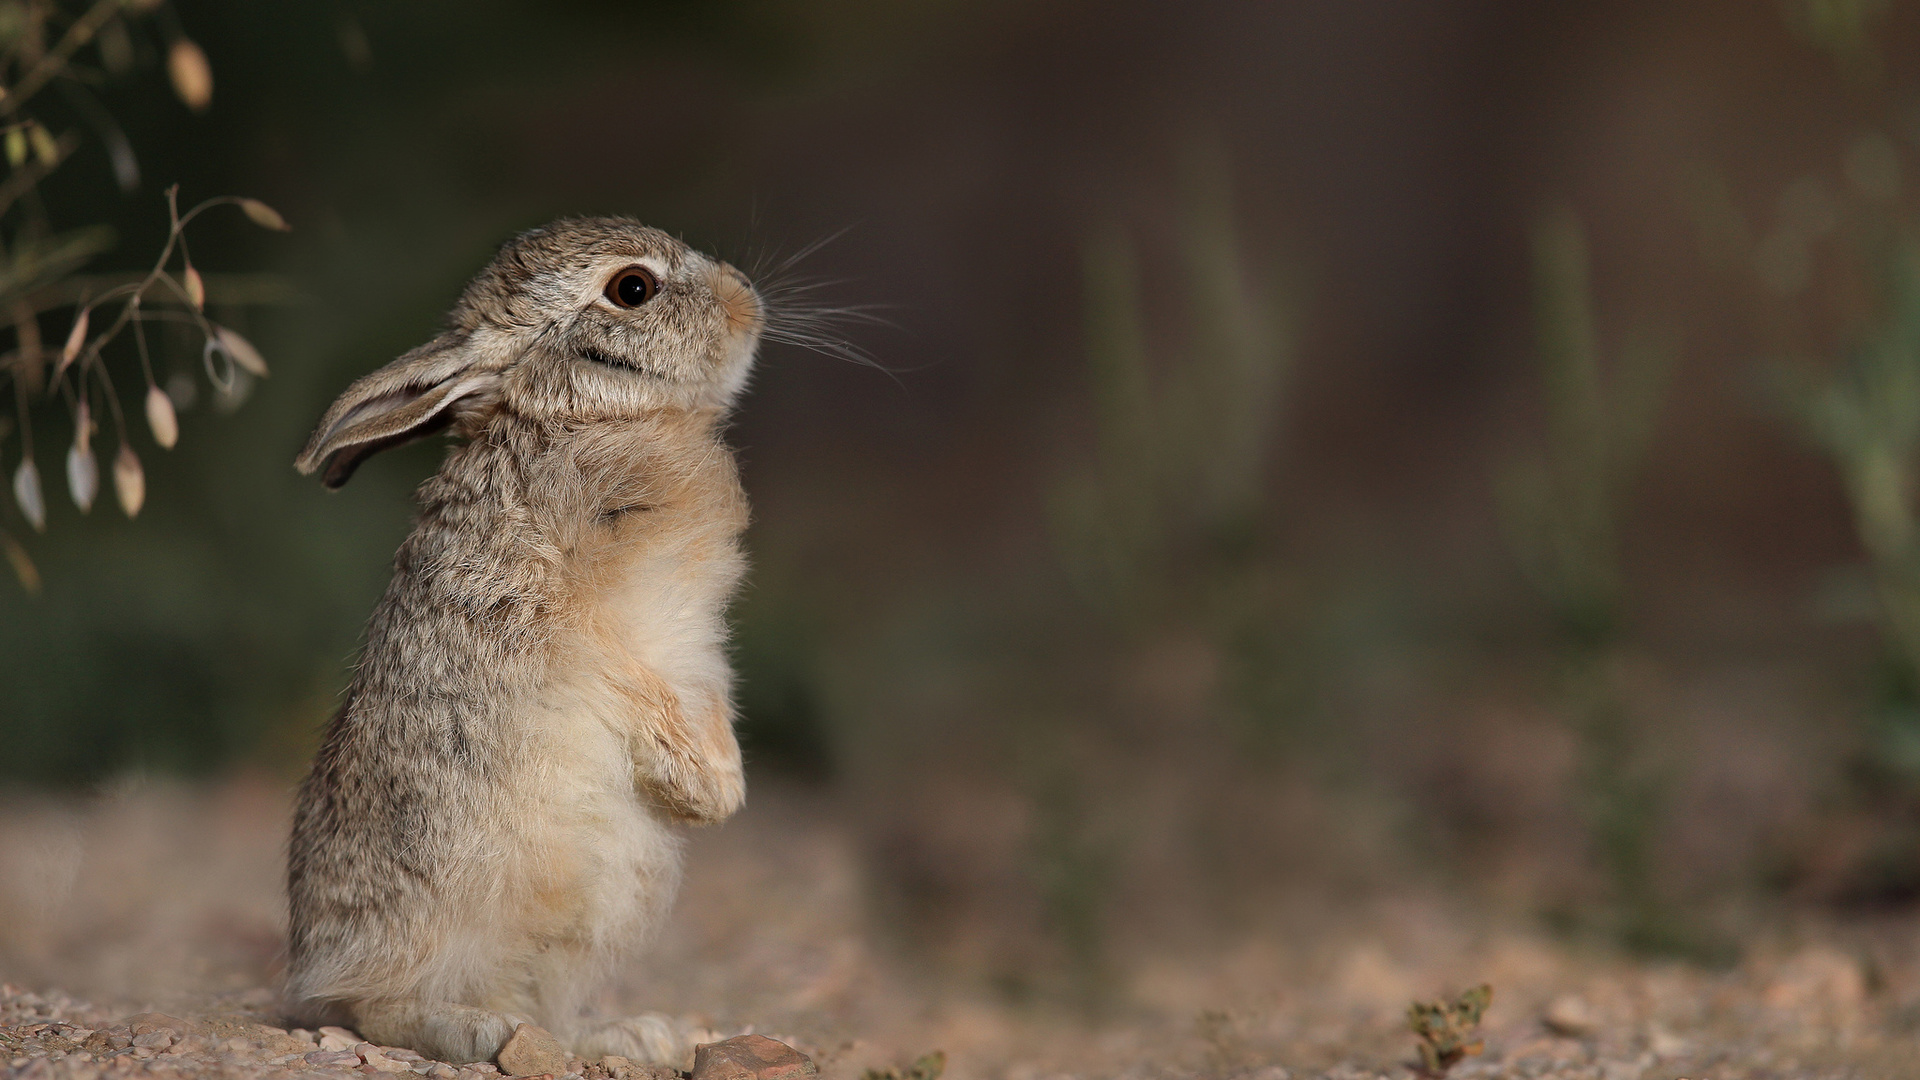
[0,0,288,593]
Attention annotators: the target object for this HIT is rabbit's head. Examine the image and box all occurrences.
[296,217,761,488]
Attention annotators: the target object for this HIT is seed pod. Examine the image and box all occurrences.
[67,443,97,513]
[168,39,213,111]
[214,325,268,376]
[27,124,56,167]
[12,458,44,532]
[114,443,145,518]
[238,198,290,232]
[184,264,205,311]
[59,308,88,374]
[146,385,179,449]
[68,401,96,513]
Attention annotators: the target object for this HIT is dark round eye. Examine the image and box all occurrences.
[605,266,659,308]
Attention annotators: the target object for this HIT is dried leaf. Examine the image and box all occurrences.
[59,308,88,373]
[168,38,213,112]
[13,458,44,532]
[145,385,179,449]
[4,128,24,168]
[113,443,144,518]
[1,529,37,594]
[27,124,56,167]
[214,325,268,376]
[184,264,205,311]
[238,198,290,232]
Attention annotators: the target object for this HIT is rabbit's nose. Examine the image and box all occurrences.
[710,263,762,335]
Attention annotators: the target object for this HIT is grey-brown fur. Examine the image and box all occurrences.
[287,219,762,1066]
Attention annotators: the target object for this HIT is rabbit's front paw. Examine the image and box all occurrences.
[652,752,744,824]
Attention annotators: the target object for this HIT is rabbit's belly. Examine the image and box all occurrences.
[491,699,685,958]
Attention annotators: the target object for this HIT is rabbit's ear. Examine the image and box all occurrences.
[295,334,500,490]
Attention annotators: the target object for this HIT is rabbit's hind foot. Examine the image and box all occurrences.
[349,998,527,1066]
[573,1013,718,1069]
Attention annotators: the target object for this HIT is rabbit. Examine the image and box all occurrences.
[285,217,763,1068]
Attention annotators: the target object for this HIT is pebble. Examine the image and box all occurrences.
[311,1048,367,1066]
[497,1023,570,1077]
[322,1026,365,1051]
[689,1035,817,1080]
[1542,994,1599,1037]
[361,1043,419,1073]
[1648,1026,1689,1059]
[130,1030,174,1049]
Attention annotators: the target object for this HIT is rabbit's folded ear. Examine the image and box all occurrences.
[296,334,501,490]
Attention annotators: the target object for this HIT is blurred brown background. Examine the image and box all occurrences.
[8,0,1920,1019]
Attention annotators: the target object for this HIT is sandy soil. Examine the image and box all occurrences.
[1,774,1917,1080]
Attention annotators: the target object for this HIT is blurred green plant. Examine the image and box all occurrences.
[1752,132,1920,897]
[0,0,287,593]
[1498,209,1671,651]
[1784,0,1893,78]
[1407,983,1490,1078]
[1053,152,1291,624]
[1021,148,1296,1003]
[1496,208,1710,957]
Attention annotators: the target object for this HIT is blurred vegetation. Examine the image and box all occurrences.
[1497,208,1717,958]
[1749,127,1920,903]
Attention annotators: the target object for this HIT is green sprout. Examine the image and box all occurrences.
[1408,983,1492,1077]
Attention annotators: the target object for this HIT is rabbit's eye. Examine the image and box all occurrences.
[605,266,659,308]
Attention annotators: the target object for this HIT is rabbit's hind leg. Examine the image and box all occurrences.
[571,1014,709,1068]
[349,998,528,1065]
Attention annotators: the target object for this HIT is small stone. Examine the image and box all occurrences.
[123,1014,191,1039]
[459,1069,500,1080]
[388,1047,427,1063]
[1543,995,1599,1038]
[320,1027,364,1051]
[599,1058,631,1072]
[360,1045,416,1073]
[131,1032,174,1050]
[427,1064,460,1079]
[1648,1026,1688,1059]
[497,1024,569,1078]
[690,1036,818,1080]
[309,1049,366,1067]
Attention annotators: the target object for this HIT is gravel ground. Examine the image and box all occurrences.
[2,776,1919,1080]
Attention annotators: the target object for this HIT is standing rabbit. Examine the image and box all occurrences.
[287,218,762,1066]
